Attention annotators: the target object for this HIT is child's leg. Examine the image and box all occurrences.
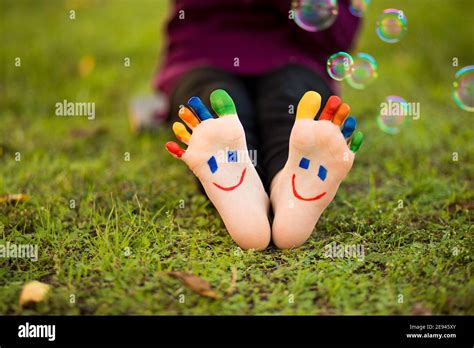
[166,69,270,250]
[255,64,333,191]
[169,67,260,158]
[255,65,363,248]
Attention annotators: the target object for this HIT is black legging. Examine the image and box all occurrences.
[168,64,333,192]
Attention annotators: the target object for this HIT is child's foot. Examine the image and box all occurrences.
[270,91,364,249]
[165,89,271,250]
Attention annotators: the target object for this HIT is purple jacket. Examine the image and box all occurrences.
[154,0,360,95]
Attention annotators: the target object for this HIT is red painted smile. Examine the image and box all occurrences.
[212,167,247,191]
[292,173,327,201]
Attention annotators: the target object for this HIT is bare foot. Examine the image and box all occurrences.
[165,89,271,250]
[271,91,364,249]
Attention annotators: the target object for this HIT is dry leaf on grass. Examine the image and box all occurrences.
[78,55,96,77]
[19,281,50,307]
[0,193,30,204]
[411,302,433,315]
[168,272,220,299]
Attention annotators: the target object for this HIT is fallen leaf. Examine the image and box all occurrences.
[225,266,238,297]
[168,272,220,299]
[448,201,474,212]
[411,302,432,315]
[78,55,96,77]
[0,193,30,204]
[19,281,50,307]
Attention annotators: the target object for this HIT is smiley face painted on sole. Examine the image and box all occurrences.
[207,150,247,191]
[165,89,271,250]
[271,91,365,249]
[292,156,328,201]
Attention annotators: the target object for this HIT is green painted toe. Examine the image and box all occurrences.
[210,89,237,117]
[350,131,364,152]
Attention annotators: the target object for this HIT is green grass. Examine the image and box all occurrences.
[1,0,473,315]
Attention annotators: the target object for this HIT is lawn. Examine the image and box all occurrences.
[1,0,472,315]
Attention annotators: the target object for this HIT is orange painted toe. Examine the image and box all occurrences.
[178,107,200,128]
[333,103,351,125]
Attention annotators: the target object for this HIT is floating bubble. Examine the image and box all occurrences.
[377,96,409,134]
[349,0,370,17]
[376,9,408,43]
[293,0,338,32]
[346,53,378,89]
[326,52,354,81]
[453,65,474,112]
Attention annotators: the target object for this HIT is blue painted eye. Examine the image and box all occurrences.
[318,165,327,181]
[299,157,310,170]
[208,156,218,173]
[227,150,238,163]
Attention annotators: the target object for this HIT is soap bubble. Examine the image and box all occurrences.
[293,0,338,32]
[376,9,408,43]
[346,53,378,89]
[326,52,354,81]
[453,65,474,112]
[377,96,409,134]
[349,0,370,17]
